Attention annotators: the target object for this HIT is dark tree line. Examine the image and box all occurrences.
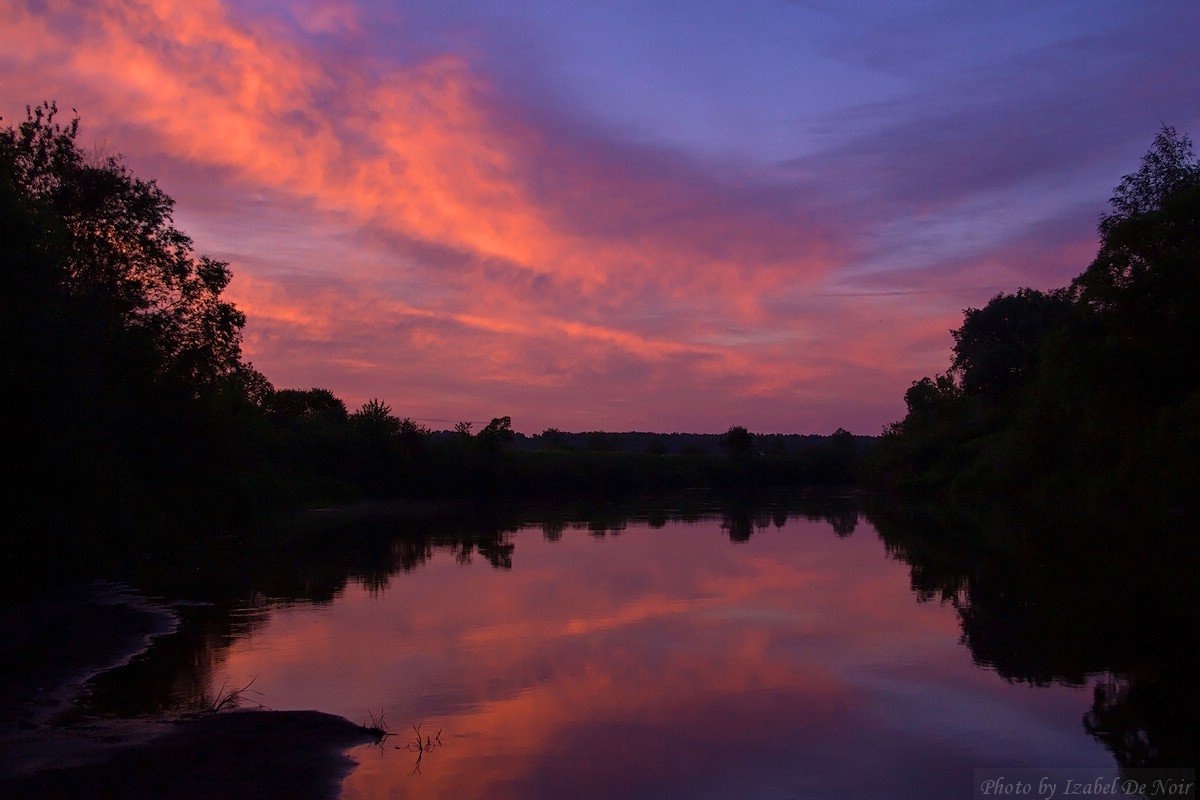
[2,104,866,567]
[871,127,1200,513]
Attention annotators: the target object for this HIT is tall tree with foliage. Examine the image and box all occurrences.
[1073,126,1200,398]
[2,102,247,390]
[2,103,256,543]
[951,288,1073,398]
[871,126,1200,509]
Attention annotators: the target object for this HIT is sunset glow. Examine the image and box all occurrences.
[210,517,1106,799]
[3,0,1197,432]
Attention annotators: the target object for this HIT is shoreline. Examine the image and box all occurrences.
[3,709,380,800]
[1,581,180,775]
[0,582,378,800]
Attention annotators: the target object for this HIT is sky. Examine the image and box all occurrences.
[2,0,1198,434]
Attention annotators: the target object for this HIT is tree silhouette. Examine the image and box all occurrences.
[951,288,1072,397]
[351,398,400,436]
[2,102,246,391]
[477,416,515,452]
[719,425,754,456]
[1100,125,1199,231]
[3,102,254,539]
[274,388,349,420]
[1073,126,1199,397]
[871,125,1200,506]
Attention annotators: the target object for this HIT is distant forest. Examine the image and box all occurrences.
[2,103,866,556]
[452,428,875,457]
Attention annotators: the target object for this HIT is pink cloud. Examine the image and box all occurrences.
[1,0,1089,433]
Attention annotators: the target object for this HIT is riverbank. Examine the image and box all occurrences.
[0,583,378,800]
[3,710,379,800]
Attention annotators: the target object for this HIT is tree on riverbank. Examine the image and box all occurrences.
[870,126,1200,510]
[2,103,264,538]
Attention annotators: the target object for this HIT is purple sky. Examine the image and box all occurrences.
[3,0,1198,432]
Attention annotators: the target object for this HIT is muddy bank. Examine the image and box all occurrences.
[0,582,178,732]
[0,581,180,778]
[0,583,378,800]
[3,710,379,800]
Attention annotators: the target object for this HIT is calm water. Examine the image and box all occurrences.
[79,497,1194,798]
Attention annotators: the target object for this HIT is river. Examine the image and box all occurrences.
[34,494,1195,798]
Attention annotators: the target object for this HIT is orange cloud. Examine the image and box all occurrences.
[0,0,970,431]
[4,0,832,293]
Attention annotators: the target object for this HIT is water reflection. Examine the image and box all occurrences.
[868,500,1198,770]
[78,494,1194,796]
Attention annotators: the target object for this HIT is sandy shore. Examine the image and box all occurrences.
[0,583,379,800]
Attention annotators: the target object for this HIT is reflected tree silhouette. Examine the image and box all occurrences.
[1084,670,1195,769]
[722,512,754,542]
[866,500,1197,771]
[542,519,567,541]
[828,508,859,538]
[70,494,870,719]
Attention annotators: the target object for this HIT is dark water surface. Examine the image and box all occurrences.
[77,496,1196,798]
